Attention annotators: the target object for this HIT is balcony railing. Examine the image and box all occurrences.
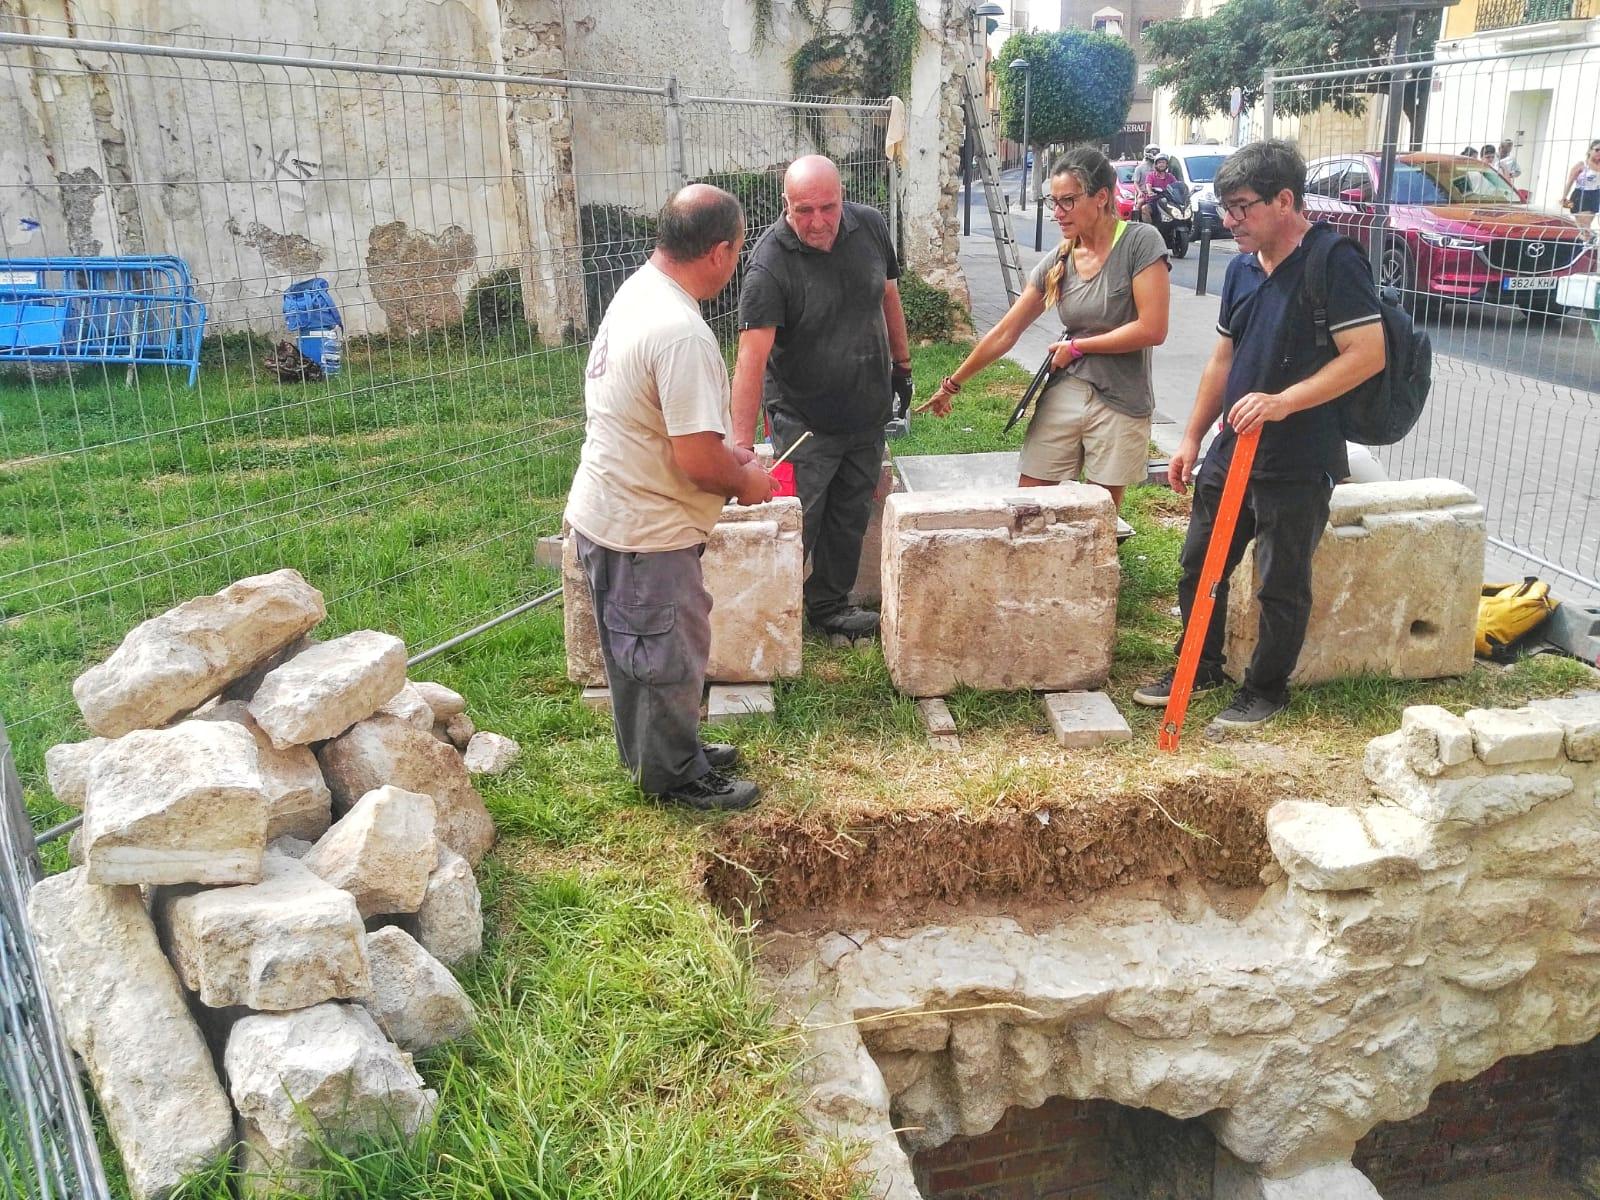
[1476,0,1597,31]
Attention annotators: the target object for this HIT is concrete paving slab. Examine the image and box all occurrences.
[579,687,610,711]
[706,684,775,724]
[1043,691,1133,749]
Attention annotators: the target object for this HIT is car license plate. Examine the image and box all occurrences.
[1504,277,1557,291]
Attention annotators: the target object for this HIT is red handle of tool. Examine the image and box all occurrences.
[1158,427,1260,752]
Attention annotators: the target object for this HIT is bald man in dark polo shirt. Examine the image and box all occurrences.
[731,155,912,639]
[1133,140,1386,731]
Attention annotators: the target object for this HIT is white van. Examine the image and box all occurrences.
[1166,143,1236,239]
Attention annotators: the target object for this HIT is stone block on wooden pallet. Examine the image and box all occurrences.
[1224,479,1483,687]
[881,485,1119,696]
[564,498,804,686]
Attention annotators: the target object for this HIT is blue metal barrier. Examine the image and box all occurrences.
[0,256,206,386]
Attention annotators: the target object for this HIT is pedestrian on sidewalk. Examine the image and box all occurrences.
[565,183,773,812]
[1561,140,1600,233]
[917,145,1170,511]
[731,154,911,640]
[1132,140,1385,732]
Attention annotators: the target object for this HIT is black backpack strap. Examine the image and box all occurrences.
[1300,225,1367,351]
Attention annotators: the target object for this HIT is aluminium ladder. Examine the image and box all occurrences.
[959,38,1027,303]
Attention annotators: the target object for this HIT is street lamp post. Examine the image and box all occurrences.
[1010,57,1032,212]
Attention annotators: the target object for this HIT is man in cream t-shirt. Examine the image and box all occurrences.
[565,183,773,812]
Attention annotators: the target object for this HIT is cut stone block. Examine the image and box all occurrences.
[880,485,1119,696]
[580,687,612,711]
[317,716,494,866]
[44,736,110,810]
[83,720,269,886]
[225,1003,436,1192]
[413,845,483,965]
[1266,800,1427,892]
[377,681,437,731]
[412,680,468,720]
[463,731,521,775]
[249,629,408,750]
[302,785,437,917]
[359,926,476,1052]
[1043,691,1132,749]
[1528,695,1600,761]
[194,700,332,841]
[1400,705,1474,777]
[564,497,804,686]
[72,568,325,737]
[162,854,370,1010]
[706,683,776,724]
[27,868,234,1200]
[1224,480,1483,686]
[535,533,565,569]
[1465,707,1566,765]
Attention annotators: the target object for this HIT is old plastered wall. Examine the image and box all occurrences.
[766,695,1600,1199]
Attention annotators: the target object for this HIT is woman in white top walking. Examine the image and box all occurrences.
[1562,139,1600,232]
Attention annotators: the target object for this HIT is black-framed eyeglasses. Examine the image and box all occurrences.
[1042,191,1087,212]
[1221,196,1271,221]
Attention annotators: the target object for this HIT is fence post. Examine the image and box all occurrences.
[1261,70,1274,141]
[665,75,686,191]
[1196,223,1211,296]
[1372,14,1416,284]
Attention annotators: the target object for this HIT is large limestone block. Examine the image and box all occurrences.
[1529,694,1600,761]
[302,784,437,917]
[162,854,370,1010]
[414,844,483,965]
[1266,801,1430,891]
[248,630,408,749]
[225,1004,437,1190]
[1225,480,1483,685]
[880,486,1119,695]
[563,497,804,686]
[1364,730,1574,826]
[83,720,269,886]
[44,736,110,809]
[359,926,476,1051]
[317,716,494,865]
[73,569,325,736]
[27,869,234,1200]
[195,700,332,841]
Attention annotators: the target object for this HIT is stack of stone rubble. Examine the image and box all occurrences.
[26,569,516,1200]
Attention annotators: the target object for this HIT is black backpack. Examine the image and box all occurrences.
[1301,229,1433,446]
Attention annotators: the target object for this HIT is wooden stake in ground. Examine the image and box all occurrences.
[1158,426,1260,753]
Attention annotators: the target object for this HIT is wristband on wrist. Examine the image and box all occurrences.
[1067,337,1085,361]
[941,376,962,393]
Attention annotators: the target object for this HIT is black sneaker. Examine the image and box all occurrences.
[656,770,760,812]
[811,606,880,637]
[701,742,741,771]
[1132,665,1227,708]
[1209,688,1288,730]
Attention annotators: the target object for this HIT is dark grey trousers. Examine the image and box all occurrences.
[769,408,885,621]
[574,532,712,795]
[1175,476,1333,705]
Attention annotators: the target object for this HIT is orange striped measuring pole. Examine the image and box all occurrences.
[1158,426,1260,752]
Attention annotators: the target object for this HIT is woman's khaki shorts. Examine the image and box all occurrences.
[1017,376,1151,487]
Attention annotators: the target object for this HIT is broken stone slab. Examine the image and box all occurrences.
[880,486,1119,696]
[1364,730,1574,827]
[443,711,476,750]
[221,634,318,703]
[27,868,234,1200]
[412,680,467,720]
[1465,706,1568,766]
[1400,705,1474,777]
[413,845,483,965]
[302,785,437,918]
[564,498,805,686]
[706,683,776,724]
[162,854,370,1010]
[84,720,269,886]
[44,736,110,809]
[225,1003,437,1192]
[72,568,326,737]
[194,700,332,841]
[1266,801,1429,892]
[1043,691,1132,749]
[917,697,960,754]
[462,731,521,775]
[1225,480,1483,686]
[359,926,476,1052]
[317,716,494,865]
[249,629,408,750]
[377,681,437,731]
[1528,695,1600,761]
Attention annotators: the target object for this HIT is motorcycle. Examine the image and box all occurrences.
[1143,180,1193,259]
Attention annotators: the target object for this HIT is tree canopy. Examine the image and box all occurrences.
[1143,0,1435,120]
[997,29,1138,149]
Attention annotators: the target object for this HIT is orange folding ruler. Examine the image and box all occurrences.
[1158,426,1260,752]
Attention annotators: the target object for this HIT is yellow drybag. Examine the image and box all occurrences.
[1476,577,1556,661]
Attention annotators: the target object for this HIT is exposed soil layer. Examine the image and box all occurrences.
[702,768,1289,929]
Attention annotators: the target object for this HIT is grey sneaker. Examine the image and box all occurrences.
[701,742,741,771]
[1132,665,1227,708]
[657,770,759,812]
[1209,688,1288,730]
[811,606,880,637]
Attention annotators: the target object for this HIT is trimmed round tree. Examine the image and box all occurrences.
[997,29,1137,195]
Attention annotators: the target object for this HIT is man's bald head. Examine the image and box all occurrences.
[657,183,744,262]
[783,155,845,251]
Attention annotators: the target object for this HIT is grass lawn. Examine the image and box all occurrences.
[2,336,1593,1199]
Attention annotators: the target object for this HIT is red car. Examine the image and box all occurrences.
[1304,152,1591,316]
[1112,160,1140,221]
